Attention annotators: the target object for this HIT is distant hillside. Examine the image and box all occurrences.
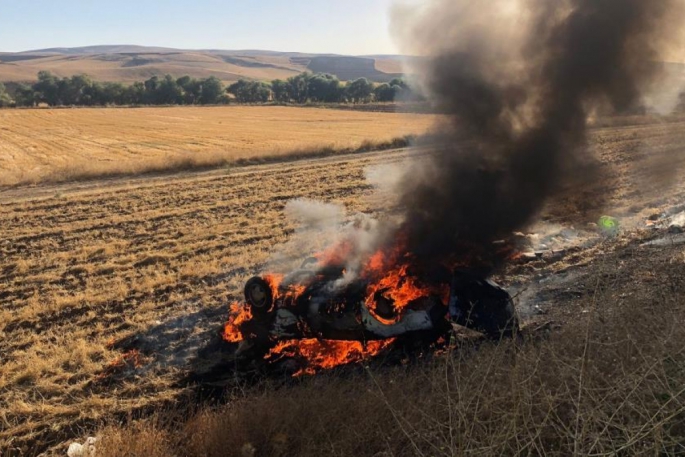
[0,45,409,84]
[306,56,402,82]
[24,45,183,55]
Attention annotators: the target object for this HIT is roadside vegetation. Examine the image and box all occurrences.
[97,247,685,457]
[0,71,418,108]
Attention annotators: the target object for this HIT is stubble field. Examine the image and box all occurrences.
[0,106,436,186]
[3,112,685,455]
[0,142,415,453]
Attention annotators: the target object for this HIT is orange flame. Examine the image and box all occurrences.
[265,338,395,376]
[222,236,446,375]
[224,274,291,343]
[96,349,147,381]
[264,273,284,297]
[223,302,252,343]
[365,265,431,318]
[109,349,144,369]
[361,244,449,323]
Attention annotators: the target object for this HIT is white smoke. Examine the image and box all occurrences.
[266,199,346,273]
[284,199,345,231]
[266,181,397,287]
[364,163,407,196]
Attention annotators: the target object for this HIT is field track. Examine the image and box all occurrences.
[3,116,685,454]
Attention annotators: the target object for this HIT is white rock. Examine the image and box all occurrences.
[85,437,97,456]
[667,213,685,233]
[67,437,97,457]
[67,443,83,457]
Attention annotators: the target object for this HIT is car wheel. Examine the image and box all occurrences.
[244,276,273,319]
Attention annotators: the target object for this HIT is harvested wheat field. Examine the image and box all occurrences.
[0,106,437,186]
[3,116,685,456]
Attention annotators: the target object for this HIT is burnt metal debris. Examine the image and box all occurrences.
[236,263,519,357]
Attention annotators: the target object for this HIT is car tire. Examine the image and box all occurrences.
[244,276,273,320]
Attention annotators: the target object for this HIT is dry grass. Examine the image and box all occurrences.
[0,106,437,186]
[2,116,685,455]
[97,247,685,457]
[0,144,395,455]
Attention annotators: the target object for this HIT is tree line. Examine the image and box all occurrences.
[0,71,416,107]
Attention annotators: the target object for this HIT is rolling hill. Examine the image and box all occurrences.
[0,45,408,84]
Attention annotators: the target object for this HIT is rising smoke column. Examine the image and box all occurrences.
[393,0,684,266]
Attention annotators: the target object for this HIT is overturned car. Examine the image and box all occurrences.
[231,258,519,358]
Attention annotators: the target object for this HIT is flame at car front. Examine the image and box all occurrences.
[222,239,447,374]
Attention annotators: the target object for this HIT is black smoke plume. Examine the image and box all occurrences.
[392,0,683,266]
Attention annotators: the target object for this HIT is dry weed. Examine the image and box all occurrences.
[97,251,685,456]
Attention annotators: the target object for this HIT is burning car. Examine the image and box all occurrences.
[224,250,518,373]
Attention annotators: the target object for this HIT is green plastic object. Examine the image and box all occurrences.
[599,215,619,234]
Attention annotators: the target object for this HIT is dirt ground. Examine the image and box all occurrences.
[2,115,685,455]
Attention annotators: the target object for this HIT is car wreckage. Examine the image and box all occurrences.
[231,258,519,359]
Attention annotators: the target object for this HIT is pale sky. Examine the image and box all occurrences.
[0,0,403,55]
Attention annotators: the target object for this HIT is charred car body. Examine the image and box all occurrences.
[236,259,519,354]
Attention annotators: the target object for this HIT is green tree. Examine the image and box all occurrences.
[345,78,374,103]
[13,84,36,107]
[176,75,192,88]
[125,82,146,105]
[271,79,289,103]
[33,71,61,105]
[389,77,408,90]
[199,76,224,104]
[156,75,183,105]
[62,74,95,105]
[388,77,421,101]
[228,80,271,103]
[251,81,272,103]
[227,80,249,102]
[143,76,161,104]
[374,83,397,102]
[177,76,200,104]
[98,82,127,105]
[286,73,311,103]
[308,73,342,102]
[0,83,13,107]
